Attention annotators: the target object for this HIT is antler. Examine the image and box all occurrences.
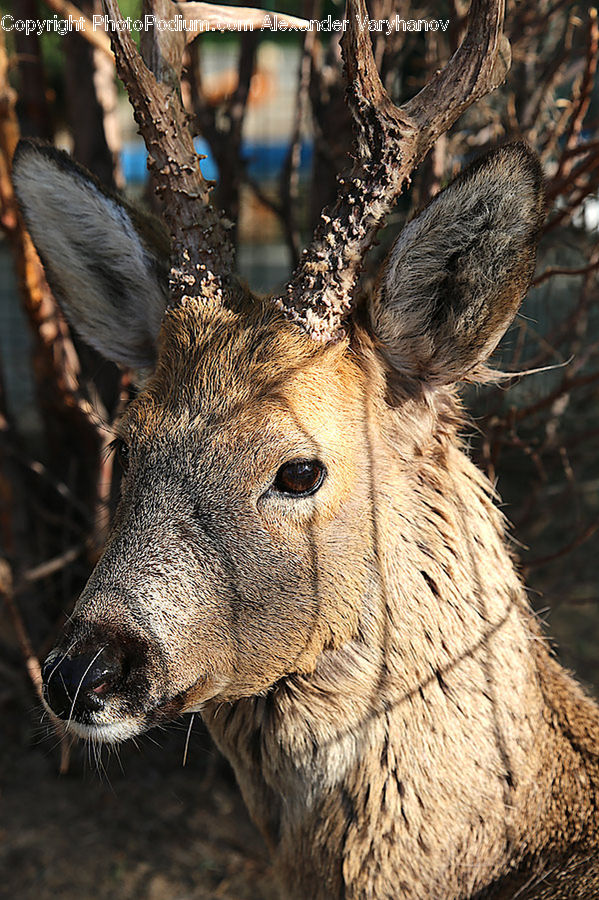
[276,0,511,342]
[103,0,232,306]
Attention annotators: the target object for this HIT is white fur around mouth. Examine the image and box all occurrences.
[62,718,145,744]
[41,675,226,743]
[42,697,144,744]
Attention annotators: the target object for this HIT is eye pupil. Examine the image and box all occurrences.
[274,460,325,497]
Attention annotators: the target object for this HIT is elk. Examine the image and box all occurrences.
[11,0,599,896]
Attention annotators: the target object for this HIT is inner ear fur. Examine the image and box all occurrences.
[368,142,546,388]
[12,139,170,369]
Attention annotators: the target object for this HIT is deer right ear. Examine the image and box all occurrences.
[369,143,545,387]
[12,139,170,369]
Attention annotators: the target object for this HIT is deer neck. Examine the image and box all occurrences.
[203,415,599,898]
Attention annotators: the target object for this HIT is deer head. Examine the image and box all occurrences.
[12,0,544,744]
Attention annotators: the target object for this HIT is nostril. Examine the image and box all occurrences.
[42,647,124,720]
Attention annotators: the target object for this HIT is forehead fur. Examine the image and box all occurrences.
[125,291,364,435]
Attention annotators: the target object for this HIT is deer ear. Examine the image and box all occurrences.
[12,139,170,369]
[369,143,545,386]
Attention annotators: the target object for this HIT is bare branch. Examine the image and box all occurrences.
[513,371,599,423]
[522,516,599,572]
[14,544,87,592]
[175,2,309,43]
[1,28,102,490]
[0,559,72,773]
[41,0,114,59]
[532,259,599,287]
[278,13,318,268]
[552,8,599,184]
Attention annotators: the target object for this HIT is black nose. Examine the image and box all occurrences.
[42,648,124,720]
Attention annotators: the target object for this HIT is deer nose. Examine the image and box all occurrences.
[42,648,124,720]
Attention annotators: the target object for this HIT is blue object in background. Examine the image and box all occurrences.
[120,137,313,185]
[244,140,313,179]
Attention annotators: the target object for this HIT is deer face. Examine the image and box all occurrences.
[13,138,544,743]
[44,304,376,742]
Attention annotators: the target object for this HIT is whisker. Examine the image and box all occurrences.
[60,672,73,705]
[113,745,125,776]
[46,638,78,688]
[182,714,195,767]
[141,732,163,750]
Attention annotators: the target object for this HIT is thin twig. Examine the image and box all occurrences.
[14,543,87,593]
[512,371,599,423]
[0,558,72,772]
[278,6,318,267]
[532,259,599,286]
[522,516,599,571]
[552,8,599,183]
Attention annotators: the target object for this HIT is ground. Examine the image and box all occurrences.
[0,715,278,900]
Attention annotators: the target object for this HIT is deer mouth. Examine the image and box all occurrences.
[41,696,187,744]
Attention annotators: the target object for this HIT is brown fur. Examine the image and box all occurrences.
[193,307,599,900]
[13,140,599,898]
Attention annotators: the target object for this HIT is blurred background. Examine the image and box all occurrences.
[0,1,598,897]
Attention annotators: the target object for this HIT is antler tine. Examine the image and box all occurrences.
[103,0,233,307]
[276,0,511,342]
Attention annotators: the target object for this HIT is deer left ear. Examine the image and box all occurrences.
[369,142,545,386]
[12,139,170,369]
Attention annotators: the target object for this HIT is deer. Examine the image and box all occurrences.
[11,0,599,896]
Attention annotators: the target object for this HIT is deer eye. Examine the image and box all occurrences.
[273,460,326,497]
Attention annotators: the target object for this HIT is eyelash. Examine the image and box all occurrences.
[105,438,129,472]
